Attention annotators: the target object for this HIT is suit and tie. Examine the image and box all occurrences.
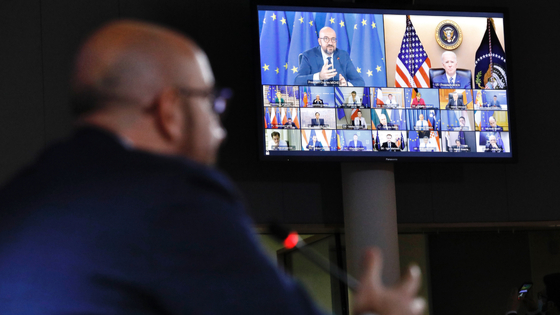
[311,118,325,127]
[445,97,465,110]
[348,140,364,150]
[432,73,472,89]
[294,46,365,86]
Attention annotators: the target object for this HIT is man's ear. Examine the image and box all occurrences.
[154,88,186,142]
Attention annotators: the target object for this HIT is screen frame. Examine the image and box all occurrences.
[251,0,517,163]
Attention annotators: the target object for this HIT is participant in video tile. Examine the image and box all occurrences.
[488,95,500,108]
[306,134,324,151]
[354,110,367,129]
[376,114,396,130]
[411,92,426,109]
[312,95,323,105]
[485,135,503,152]
[348,134,365,151]
[311,112,325,127]
[346,91,360,106]
[450,139,469,152]
[415,114,431,131]
[294,27,365,86]
[419,136,437,152]
[269,131,288,151]
[385,94,398,107]
[432,51,472,89]
[445,92,466,110]
[284,117,297,129]
[458,116,470,131]
[380,134,399,151]
[482,116,503,131]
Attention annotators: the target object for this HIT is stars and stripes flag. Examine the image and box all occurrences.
[395,16,431,88]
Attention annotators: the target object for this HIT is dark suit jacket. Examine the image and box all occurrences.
[377,123,396,130]
[294,46,365,86]
[311,118,325,127]
[445,97,465,110]
[307,140,323,151]
[485,144,504,152]
[312,99,323,104]
[432,73,472,89]
[0,127,323,315]
[381,141,399,151]
[348,140,363,149]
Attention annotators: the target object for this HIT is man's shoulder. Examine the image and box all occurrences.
[301,46,321,58]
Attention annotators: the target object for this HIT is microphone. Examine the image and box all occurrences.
[268,223,360,291]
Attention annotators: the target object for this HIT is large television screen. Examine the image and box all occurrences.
[253,3,514,161]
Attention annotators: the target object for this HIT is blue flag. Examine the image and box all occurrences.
[474,18,507,89]
[324,13,350,55]
[287,12,317,85]
[330,130,338,151]
[479,110,494,142]
[260,11,290,85]
[350,14,387,86]
[265,108,272,129]
[408,131,420,151]
[445,110,459,130]
[362,87,371,108]
[400,132,405,150]
[375,130,380,151]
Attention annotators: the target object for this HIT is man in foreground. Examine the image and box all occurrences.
[0,20,424,315]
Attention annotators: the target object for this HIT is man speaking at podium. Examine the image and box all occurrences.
[294,27,365,87]
[0,20,424,315]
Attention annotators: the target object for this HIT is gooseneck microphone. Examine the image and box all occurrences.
[268,223,360,291]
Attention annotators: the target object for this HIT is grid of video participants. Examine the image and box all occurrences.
[259,10,511,155]
[263,86,510,153]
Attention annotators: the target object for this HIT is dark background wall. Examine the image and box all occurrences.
[0,0,558,226]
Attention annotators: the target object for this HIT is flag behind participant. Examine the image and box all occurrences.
[325,13,350,54]
[350,14,386,86]
[287,12,317,85]
[474,18,507,89]
[260,11,290,85]
[395,15,431,88]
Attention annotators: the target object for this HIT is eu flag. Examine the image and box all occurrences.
[408,131,420,151]
[324,13,350,55]
[350,14,386,86]
[362,87,371,108]
[330,130,338,151]
[287,12,317,85]
[260,11,290,85]
[474,18,507,89]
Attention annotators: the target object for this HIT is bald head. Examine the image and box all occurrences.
[72,20,223,165]
[318,27,337,55]
[72,20,212,115]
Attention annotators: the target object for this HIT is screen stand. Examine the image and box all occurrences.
[341,162,400,286]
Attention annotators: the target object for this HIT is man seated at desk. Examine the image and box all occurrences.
[311,112,325,127]
[269,131,288,150]
[488,95,500,108]
[348,134,364,151]
[385,94,398,108]
[353,110,367,129]
[419,136,436,152]
[450,139,468,152]
[445,92,465,110]
[377,114,396,130]
[284,117,297,129]
[307,134,324,151]
[380,134,399,151]
[346,91,360,107]
[415,114,430,131]
[313,95,324,105]
[411,92,426,109]
[457,116,470,131]
[485,135,503,152]
[482,116,503,131]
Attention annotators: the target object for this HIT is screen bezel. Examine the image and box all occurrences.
[251,0,516,163]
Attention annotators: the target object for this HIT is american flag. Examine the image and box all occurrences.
[395,16,431,88]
